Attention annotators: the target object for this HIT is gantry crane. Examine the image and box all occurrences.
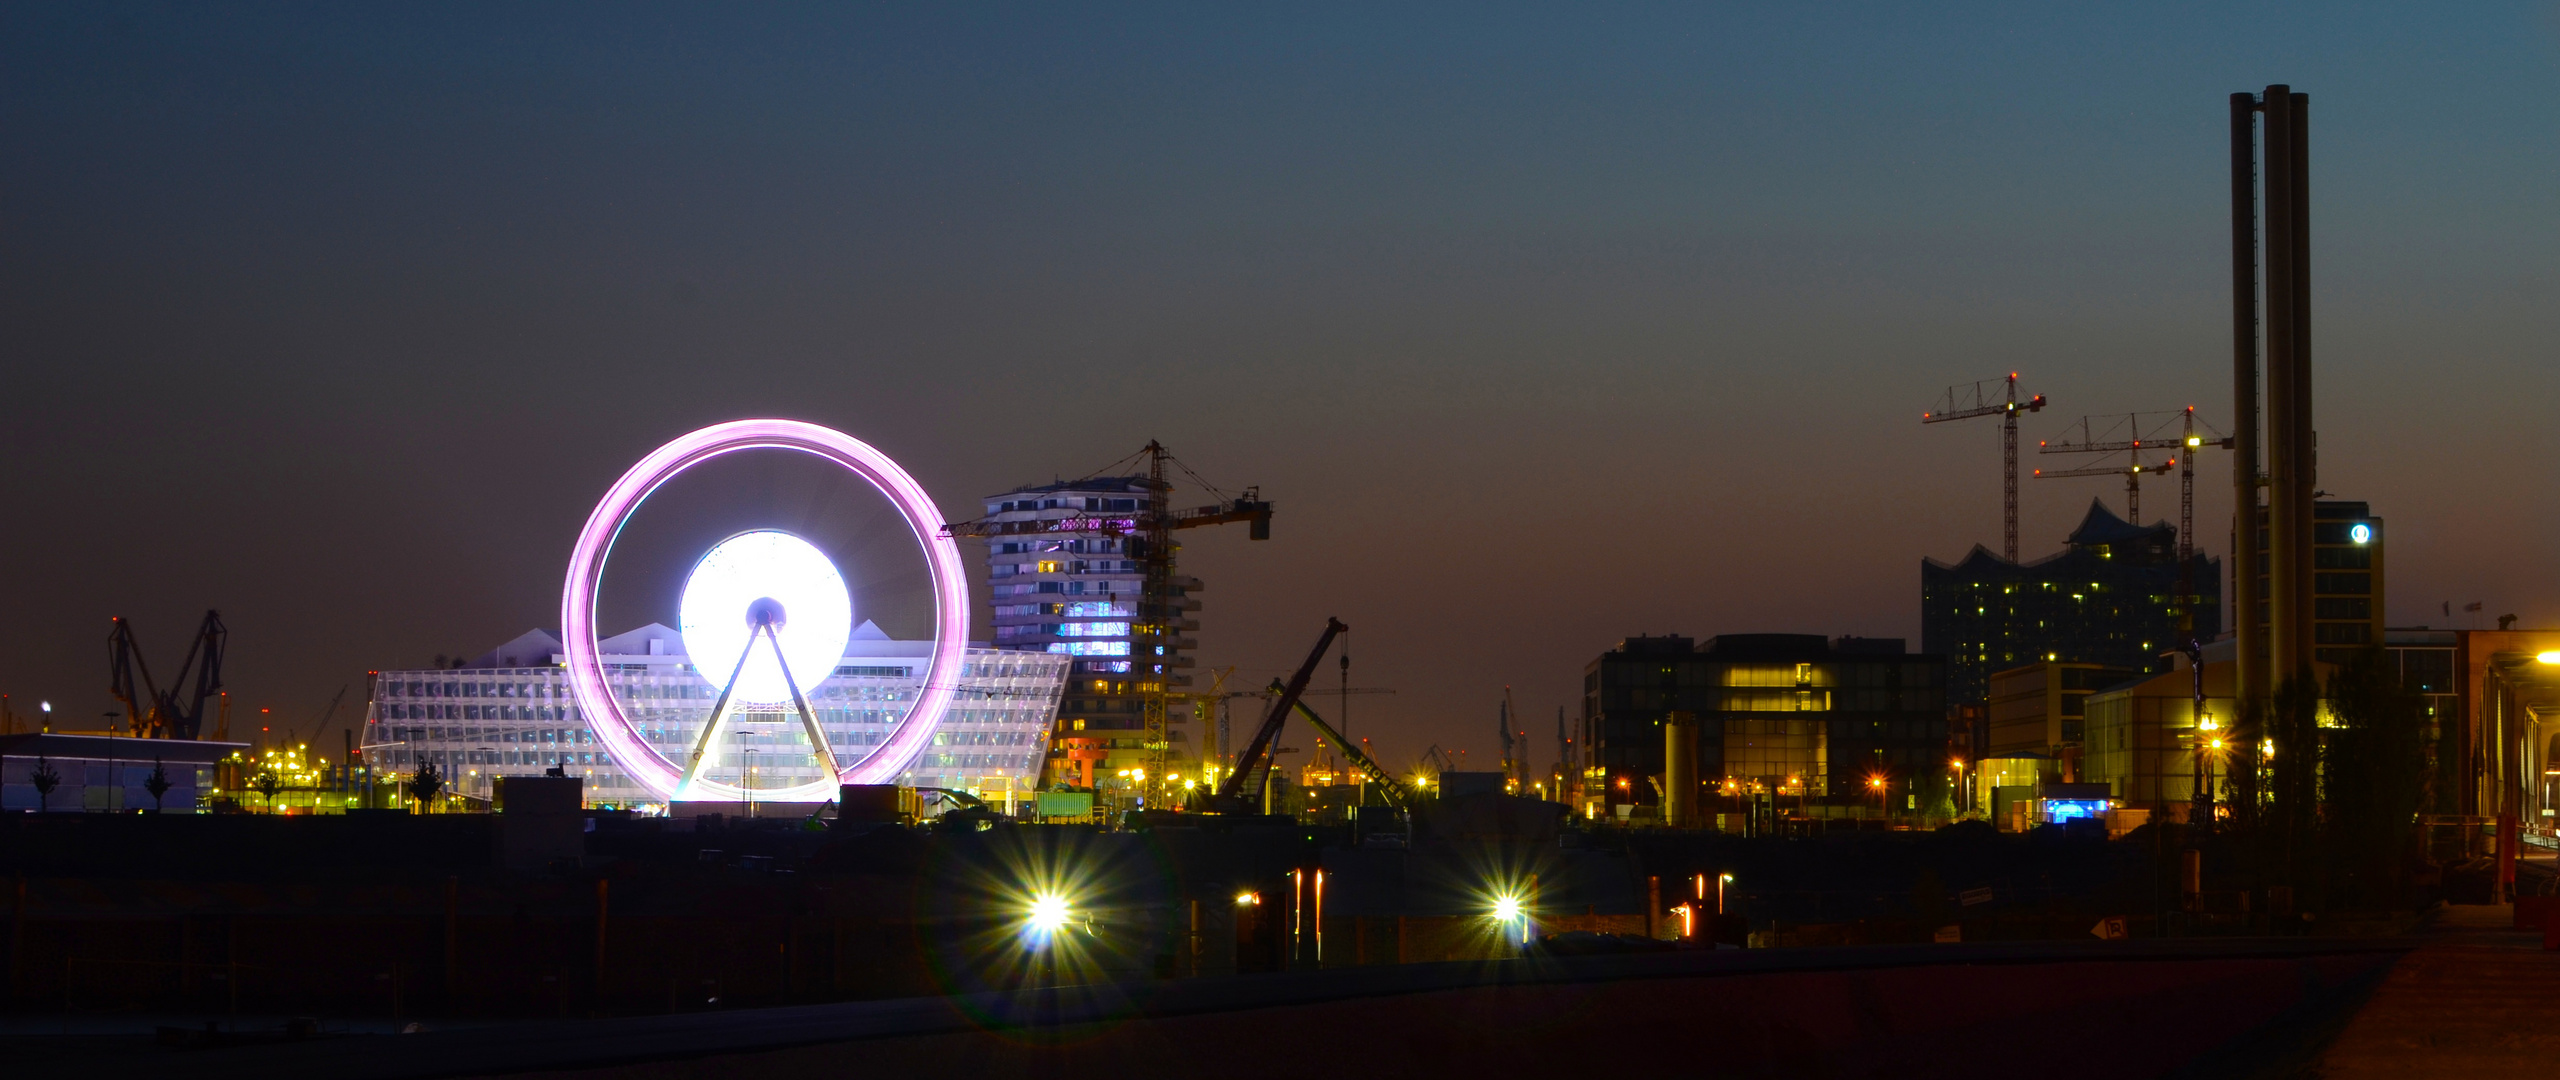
[107,612,227,740]
[1923,373,2046,562]
[943,442,1271,794]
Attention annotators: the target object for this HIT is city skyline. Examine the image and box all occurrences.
[4,4,2556,768]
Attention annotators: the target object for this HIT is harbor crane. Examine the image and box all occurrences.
[1213,618,1345,813]
[106,612,227,740]
[1923,373,2046,562]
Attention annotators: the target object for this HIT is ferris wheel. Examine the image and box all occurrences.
[558,419,971,803]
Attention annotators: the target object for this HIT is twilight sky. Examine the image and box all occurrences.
[4,3,2555,772]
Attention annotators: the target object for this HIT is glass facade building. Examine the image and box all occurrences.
[362,622,1067,809]
[1581,634,1948,811]
[1922,499,2222,710]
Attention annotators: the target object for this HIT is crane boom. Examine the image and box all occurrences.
[1277,689,1414,807]
[1214,618,1346,810]
[108,618,162,737]
[1922,373,2045,562]
[106,611,227,739]
[944,442,1271,799]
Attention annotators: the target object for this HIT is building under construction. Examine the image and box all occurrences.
[1921,499,2221,710]
[951,443,1271,796]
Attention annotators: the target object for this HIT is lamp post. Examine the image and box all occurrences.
[2194,713,2217,826]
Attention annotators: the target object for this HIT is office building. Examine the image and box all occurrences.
[1985,660,2141,782]
[1580,634,1947,816]
[1923,499,2221,709]
[362,623,1068,809]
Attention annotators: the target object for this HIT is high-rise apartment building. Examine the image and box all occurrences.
[979,478,1202,788]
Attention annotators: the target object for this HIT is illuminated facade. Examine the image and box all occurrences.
[1922,499,2221,710]
[362,623,1067,809]
[979,477,1200,786]
[1581,634,1947,813]
[2245,499,2385,666]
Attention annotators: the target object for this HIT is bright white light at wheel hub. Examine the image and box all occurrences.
[678,531,852,706]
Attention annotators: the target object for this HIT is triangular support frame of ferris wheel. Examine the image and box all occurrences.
[675,622,842,800]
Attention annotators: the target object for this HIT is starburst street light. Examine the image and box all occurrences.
[1026,892,1071,937]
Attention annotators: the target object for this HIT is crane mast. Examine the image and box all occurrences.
[1923,373,2046,562]
[943,442,1270,800]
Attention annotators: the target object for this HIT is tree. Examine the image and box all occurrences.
[144,759,173,813]
[30,756,60,812]
[2263,672,2325,896]
[251,768,283,812]
[406,763,444,813]
[2324,648,2429,909]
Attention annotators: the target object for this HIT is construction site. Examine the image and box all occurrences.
[8,62,2560,1078]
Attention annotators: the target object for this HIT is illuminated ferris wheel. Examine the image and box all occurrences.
[558,419,972,803]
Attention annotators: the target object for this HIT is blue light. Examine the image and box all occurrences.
[2045,799,2106,823]
[2349,522,2372,545]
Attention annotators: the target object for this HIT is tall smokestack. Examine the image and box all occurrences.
[2230,91,2263,716]
[2233,85,2314,713]
[2265,87,2313,689]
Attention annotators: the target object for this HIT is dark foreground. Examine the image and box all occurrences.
[6,932,2460,1080]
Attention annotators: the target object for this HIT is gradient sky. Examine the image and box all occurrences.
[5,3,2555,772]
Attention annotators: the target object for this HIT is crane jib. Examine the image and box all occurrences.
[1216,617,1347,805]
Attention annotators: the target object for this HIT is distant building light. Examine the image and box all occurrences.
[2349,523,2373,544]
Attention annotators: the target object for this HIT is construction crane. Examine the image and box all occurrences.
[1255,682,1391,780]
[1275,689,1415,808]
[942,441,1271,794]
[2033,448,2178,524]
[307,684,349,743]
[1924,373,2047,562]
[2037,408,2232,559]
[106,612,228,740]
[1554,705,1573,801]
[1213,618,1345,813]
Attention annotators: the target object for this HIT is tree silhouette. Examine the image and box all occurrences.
[30,756,61,812]
[406,763,445,813]
[145,759,173,813]
[251,768,282,812]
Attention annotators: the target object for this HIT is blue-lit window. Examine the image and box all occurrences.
[1059,622,1130,637]
[1046,641,1132,657]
